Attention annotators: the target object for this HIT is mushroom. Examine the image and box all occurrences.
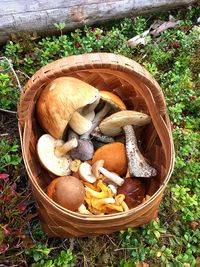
[77,204,91,215]
[105,194,127,212]
[117,178,145,209]
[92,142,128,176]
[85,180,113,198]
[70,139,94,161]
[91,127,115,144]
[90,197,116,212]
[37,134,78,176]
[47,176,85,211]
[36,76,100,139]
[68,111,93,135]
[66,102,112,161]
[80,102,111,140]
[91,159,125,186]
[100,90,126,110]
[79,162,97,183]
[99,110,157,177]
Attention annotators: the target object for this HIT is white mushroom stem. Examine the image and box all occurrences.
[108,184,117,195]
[98,167,125,186]
[81,103,111,140]
[69,111,93,135]
[82,96,100,115]
[123,125,157,177]
[54,137,78,157]
[84,111,95,121]
[78,204,91,215]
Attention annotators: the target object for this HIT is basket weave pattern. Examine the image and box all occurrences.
[18,53,174,237]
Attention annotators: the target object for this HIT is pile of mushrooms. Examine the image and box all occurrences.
[36,77,157,214]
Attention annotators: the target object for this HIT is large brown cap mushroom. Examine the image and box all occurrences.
[36,77,100,139]
[47,176,85,211]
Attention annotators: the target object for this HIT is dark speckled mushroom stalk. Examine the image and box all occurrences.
[123,124,157,177]
[99,110,157,178]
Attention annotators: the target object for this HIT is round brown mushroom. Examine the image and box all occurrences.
[47,176,85,211]
[117,178,145,209]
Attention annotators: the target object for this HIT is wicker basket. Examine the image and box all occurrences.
[17,53,175,237]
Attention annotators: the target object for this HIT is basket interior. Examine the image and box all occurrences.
[23,69,169,200]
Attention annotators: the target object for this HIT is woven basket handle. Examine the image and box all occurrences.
[17,53,166,127]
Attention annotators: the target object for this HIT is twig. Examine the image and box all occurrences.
[114,247,137,251]
[69,237,75,251]
[0,56,22,91]
[0,133,9,137]
[16,69,31,79]
[0,108,17,115]
[106,234,118,248]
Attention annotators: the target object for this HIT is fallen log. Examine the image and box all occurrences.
[0,0,197,44]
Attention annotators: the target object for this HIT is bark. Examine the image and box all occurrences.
[0,0,197,44]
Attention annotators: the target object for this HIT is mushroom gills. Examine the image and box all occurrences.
[37,134,77,176]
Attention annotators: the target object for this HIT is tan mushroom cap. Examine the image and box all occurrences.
[99,110,151,136]
[36,77,100,139]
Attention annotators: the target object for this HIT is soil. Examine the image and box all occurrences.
[0,111,19,141]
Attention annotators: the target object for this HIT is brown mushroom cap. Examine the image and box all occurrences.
[100,91,126,110]
[92,142,128,176]
[117,178,145,208]
[36,77,100,139]
[47,176,85,211]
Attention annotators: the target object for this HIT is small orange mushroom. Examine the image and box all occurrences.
[92,142,128,176]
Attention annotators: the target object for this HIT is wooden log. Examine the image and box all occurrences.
[0,0,197,44]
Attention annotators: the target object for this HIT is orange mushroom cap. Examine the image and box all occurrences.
[100,91,126,110]
[92,142,128,176]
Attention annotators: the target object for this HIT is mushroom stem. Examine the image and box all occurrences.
[91,127,115,143]
[54,137,78,157]
[98,167,124,186]
[78,204,92,215]
[82,96,100,115]
[81,103,111,140]
[69,111,93,135]
[123,125,157,177]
